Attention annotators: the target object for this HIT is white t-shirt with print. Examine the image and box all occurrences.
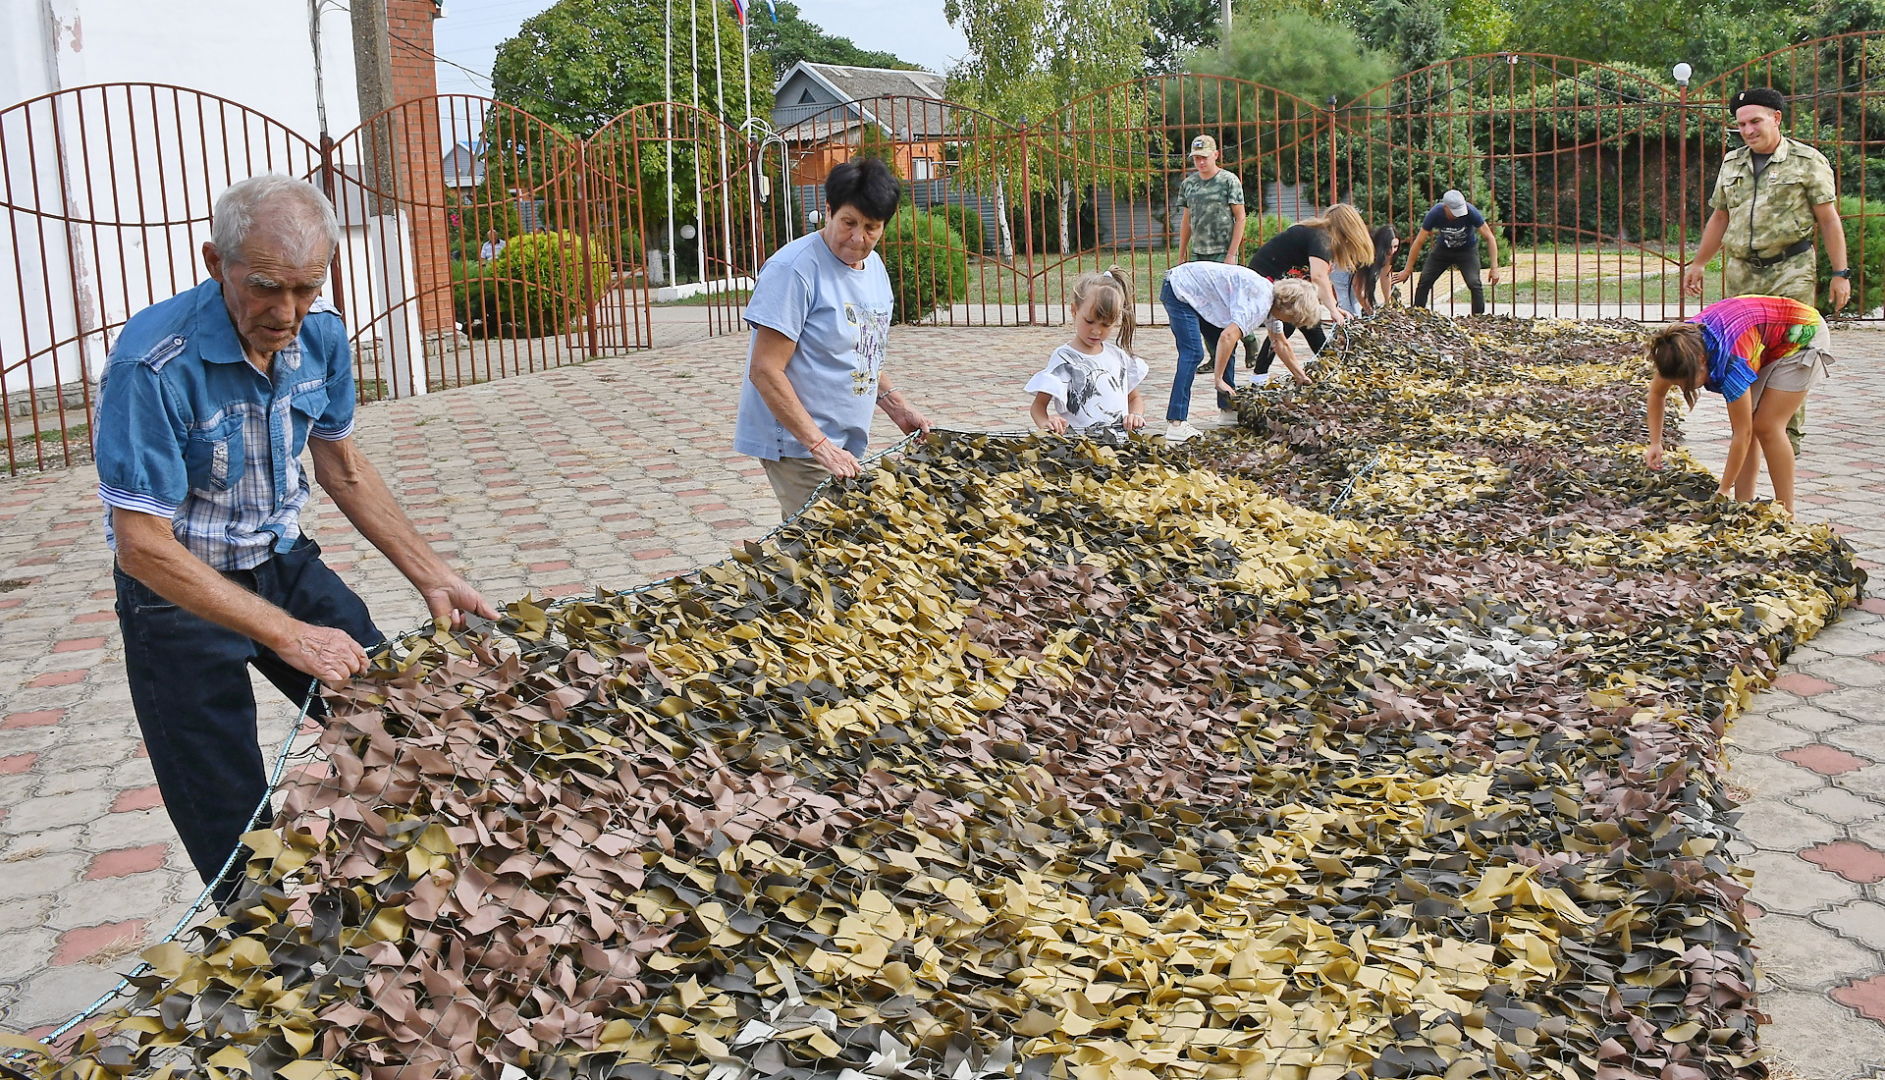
[1025,342,1149,430]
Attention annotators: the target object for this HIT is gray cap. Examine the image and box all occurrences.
[1441,189,1469,213]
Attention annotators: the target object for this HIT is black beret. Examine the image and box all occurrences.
[1729,87,1786,113]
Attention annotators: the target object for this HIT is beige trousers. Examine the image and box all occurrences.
[763,456,832,521]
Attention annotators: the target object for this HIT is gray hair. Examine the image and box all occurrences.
[210,174,340,264]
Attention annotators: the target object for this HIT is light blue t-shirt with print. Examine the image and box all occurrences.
[734,231,893,460]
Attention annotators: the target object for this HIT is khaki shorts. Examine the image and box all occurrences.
[763,455,832,521]
[1748,330,1833,412]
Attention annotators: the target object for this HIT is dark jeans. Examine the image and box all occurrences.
[114,537,381,901]
[1162,280,1240,419]
[1252,322,1327,375]
[1413,245,1486,314]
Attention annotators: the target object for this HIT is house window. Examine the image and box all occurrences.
[798,89,817,105]
[911,157,934,180]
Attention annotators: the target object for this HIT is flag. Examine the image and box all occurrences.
[728,0,776,24]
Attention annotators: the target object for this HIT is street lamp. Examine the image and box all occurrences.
[1673,63,1693,87]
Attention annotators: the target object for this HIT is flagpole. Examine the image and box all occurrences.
[741,15,753,126]
[665,0,677,288]
[690,0,707,285]
[710,2,736,290]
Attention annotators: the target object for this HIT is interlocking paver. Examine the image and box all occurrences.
[1791,786,1885,826]
[1781,745,1877,777]
[1803,840,1885,884]
[0,318,1882,1075]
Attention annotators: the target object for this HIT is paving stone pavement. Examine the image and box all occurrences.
[0,315,1881,1076]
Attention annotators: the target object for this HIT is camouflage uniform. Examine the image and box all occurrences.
[1708,136,1837,446]
[1177,170,1246,262]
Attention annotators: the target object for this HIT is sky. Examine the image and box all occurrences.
[431,0,970,100]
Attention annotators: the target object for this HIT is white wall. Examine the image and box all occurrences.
[4,0,359,138]
[0,0,363,394]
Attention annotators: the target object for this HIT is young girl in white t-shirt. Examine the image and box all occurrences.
[1027,268,1149,433]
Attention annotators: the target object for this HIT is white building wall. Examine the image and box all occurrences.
[0,0,363,398]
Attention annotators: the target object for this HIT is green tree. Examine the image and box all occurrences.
[1187,11,1395,111]
[1505,0,1801,75]
[749,0,922,71]
[945,0,1156,255]
[1144,0,1222,75]
[1349,0,1458,70]
[492,0,773,136]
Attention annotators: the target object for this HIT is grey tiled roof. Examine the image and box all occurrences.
[796,64,953,140]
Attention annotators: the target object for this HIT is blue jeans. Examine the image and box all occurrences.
[114,536,381,900]
[1162,280,1238,420]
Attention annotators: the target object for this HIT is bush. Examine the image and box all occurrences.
[448,187,526,261]
[454,231,611,337]
[1009,190,1100,257]
[879,209,969,323]
[1242,212,1297,252]
[1816,195,1885,316]
[450,259,501,338]
[491,230,611,335]
[935,204,986,256]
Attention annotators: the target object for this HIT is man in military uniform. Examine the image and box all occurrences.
[1683,87,1851,450]
[1175,134,1246,373]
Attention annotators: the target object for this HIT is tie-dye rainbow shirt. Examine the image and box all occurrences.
[1691,294,1825,403]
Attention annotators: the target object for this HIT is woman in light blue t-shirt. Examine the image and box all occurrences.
[733,157,932,518]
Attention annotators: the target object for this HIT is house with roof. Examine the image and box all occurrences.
[442,138,488,190]
[771,62,952,185]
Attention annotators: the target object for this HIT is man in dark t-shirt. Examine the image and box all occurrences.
[1393,189,1502,315]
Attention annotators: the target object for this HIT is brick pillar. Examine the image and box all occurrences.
[385,0,452,335]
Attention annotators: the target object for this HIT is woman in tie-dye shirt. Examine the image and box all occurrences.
[1643,294,1833,516]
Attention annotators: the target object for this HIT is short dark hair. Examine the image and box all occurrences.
[825,156,902,222]
[1730,87,1786,114]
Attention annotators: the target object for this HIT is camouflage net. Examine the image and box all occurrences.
[4,309,1865,1080]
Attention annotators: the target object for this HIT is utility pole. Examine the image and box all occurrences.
[1220,0,1232,42]
[351,0,398,215]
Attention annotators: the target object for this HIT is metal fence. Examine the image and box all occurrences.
[4,35,1882,473]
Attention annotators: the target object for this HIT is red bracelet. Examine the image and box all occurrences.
[809,435,829,453]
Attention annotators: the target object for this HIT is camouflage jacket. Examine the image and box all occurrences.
[1177,170,1245,257]
[1709,137,1836,263]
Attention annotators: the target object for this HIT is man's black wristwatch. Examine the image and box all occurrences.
[1831,268,1853,279]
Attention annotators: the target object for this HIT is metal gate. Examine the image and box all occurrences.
[586,102,770,349]
[5,36,1884,473]
[0,83,321,473]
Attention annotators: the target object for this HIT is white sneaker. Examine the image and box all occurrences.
[1164,420,1203,443]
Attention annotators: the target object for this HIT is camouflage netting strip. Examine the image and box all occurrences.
[6,310,1865,1080]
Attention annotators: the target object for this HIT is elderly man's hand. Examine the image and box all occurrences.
[275,622,369,685]
[1681,263,1706,296]
[1831,275,1852,311]
[421,574,498,629]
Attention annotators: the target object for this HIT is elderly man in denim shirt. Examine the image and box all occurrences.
[93,175,494,900]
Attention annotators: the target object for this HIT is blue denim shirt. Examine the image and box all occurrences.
[93,279,357,571]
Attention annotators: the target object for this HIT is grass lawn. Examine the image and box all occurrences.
[4,421,92,474]
[655,289,754,307]
[960,245,1723,313]
[965,248,1187,310]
